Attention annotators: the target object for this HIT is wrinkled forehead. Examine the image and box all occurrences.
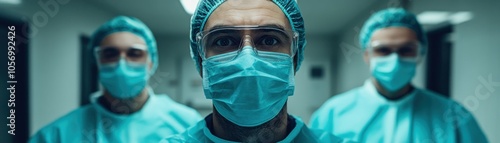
[99,32,147,48]
[370,27,419,45]
[203,0,291,32]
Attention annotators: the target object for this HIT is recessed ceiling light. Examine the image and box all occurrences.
[449,12,473,24]
[417,11,450,25]
[180,0,199,15]
[0,0,21,5]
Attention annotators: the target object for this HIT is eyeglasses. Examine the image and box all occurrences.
[196,26,299,60]
[367,40,422,59]
[94,44,149,64]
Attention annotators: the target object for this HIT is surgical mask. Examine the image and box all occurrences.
[202,46,294,127]
[99,58,149,99]
[370,53,416,92]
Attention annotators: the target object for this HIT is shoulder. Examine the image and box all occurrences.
[37,105,94,130]
[417,89,454,104]
[154,94,202,119]
[312,87,363,117]
[305,128,349,143]
[415,89,467,111]
[152,94,203,131]
[29,105,95,142]
[160,120,208,143]
[415,89,488,142]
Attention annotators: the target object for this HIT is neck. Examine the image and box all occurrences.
[372,78,412,100]
[99,88,149,114]
[212,104,289,142]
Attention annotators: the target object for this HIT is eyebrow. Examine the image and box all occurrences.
[207,24,287,32]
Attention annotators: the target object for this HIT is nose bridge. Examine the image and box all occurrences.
[241,29,254,47]
[120,50,127,58]
[239,30,256,54]
[120,50,134,62]
[390,52,401,61]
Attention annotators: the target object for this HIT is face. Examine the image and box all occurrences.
[364,27,419,64]
[200,0,295,70]
[98,32,152,69]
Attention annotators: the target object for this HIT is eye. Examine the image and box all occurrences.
[259,36,280,46]
[101,48,120,59]
[127,48,146,58]
[208,36,239,54]
[374,47,392,55]
[398,46,417,56]
[214,37,237,47]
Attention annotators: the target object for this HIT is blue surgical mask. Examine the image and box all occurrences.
[370,53,416,92]
[99,58,149,99]
[202,47,295,127]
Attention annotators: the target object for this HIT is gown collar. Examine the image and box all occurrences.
[202,114,305,143]
[90,87,158,120]
[363,79,417,107]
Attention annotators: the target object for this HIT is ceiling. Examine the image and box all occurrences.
[88,0,380,36]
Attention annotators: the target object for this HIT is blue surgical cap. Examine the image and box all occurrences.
[190,0,306,72]
[90,16,158,74]
[360,8,427,54]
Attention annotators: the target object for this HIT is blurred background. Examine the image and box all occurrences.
[1,0,499,142]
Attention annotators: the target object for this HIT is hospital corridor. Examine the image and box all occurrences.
[0,0,499,142]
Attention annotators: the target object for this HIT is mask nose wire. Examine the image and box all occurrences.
[239,34,257,55]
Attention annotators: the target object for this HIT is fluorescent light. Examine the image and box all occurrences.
[180,0,200,15]
[0,0,21,5]
[417,11,474,25]
[417,11,450,25]
[449,12,473,24]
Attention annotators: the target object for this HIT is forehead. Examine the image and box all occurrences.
[203,0,290,31]
[370,27,418,44]
[99,32,146,48]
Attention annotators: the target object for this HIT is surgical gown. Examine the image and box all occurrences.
[29,88,202,143]
[310,79,488,143]
[161,114,348,143]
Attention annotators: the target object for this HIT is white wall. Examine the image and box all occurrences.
[410,0,500,142]
[1,0,115,136]
[153,34,214,117]
[151,34,190,101]
[333,0,500,142]
[289,34,338,123]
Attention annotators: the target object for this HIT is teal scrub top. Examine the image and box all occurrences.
[310,79,488,143]
[161,114,348,143]
[29,88,202,143]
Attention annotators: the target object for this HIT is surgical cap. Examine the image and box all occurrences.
[190,0,306,72]
[90,16,158,74]
[360,8,427,54]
